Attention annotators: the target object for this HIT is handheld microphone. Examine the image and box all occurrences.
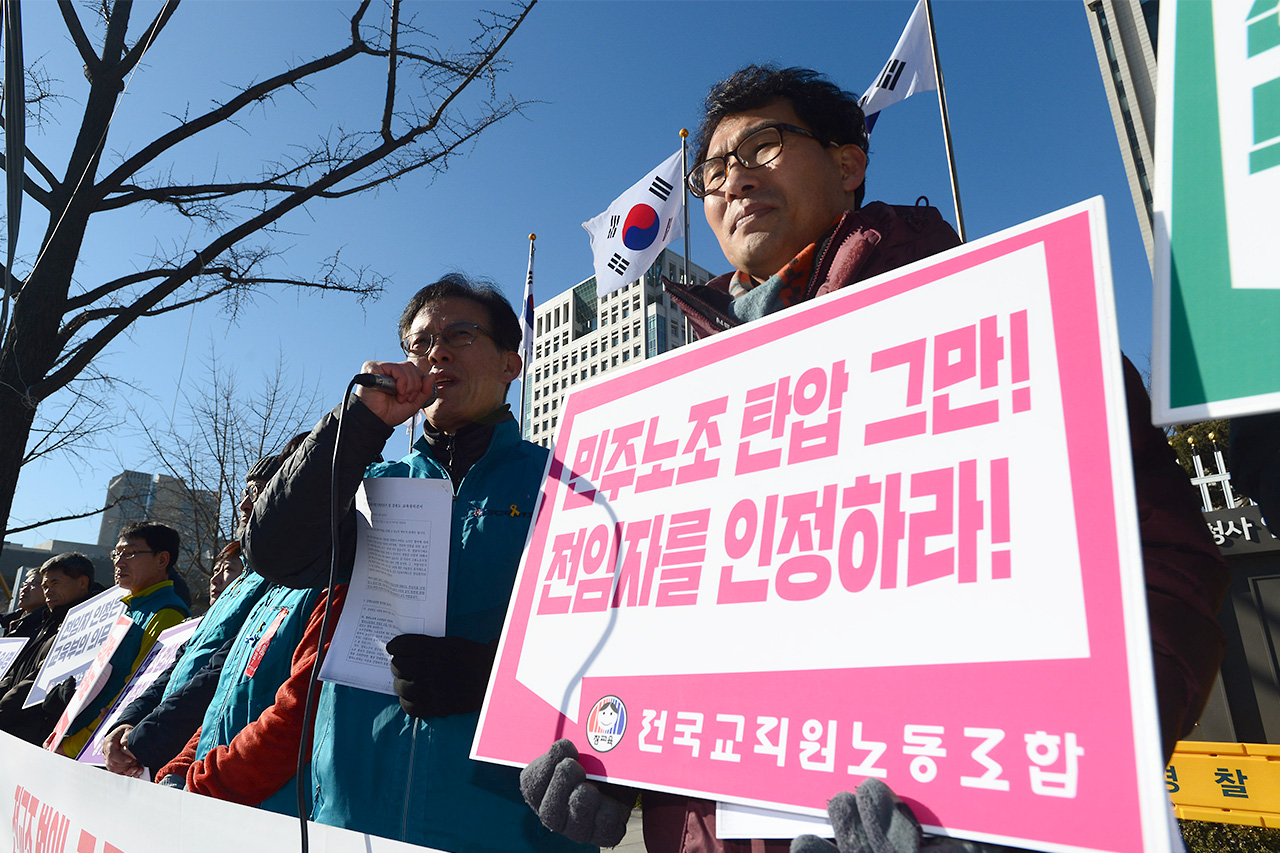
[353,373,439,405]
[353,373,398,394]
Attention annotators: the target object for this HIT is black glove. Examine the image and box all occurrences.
[42,677,77,714]
[519,739,630,847]
[386,633,497,718]
[791,779,1005,853]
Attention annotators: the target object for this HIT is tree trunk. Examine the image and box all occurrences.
[0,2,133,553]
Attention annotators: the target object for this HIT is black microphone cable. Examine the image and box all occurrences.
[295,373,433,853]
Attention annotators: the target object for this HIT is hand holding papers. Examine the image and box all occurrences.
[320,477,453,695]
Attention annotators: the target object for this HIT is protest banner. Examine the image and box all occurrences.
[23,587,124,708]
[0,637,29,682]
[45,614,134,754]
[0,730,443,853]
[78,618,202,767]
[473,199,1170,852]
[1151,0,1280,423]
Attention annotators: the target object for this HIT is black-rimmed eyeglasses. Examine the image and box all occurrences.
[686,123,824,198]
[400,322,495,357]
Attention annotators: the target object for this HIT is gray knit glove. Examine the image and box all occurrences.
[791,779,998,853]
[520,739,630,847]
[158,774,186,791]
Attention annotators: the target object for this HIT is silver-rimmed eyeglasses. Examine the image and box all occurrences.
[400,322,494,357]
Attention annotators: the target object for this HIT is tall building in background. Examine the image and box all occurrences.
[1084,0,1160,272]
[524,248,713,447]
[97,471,219,567]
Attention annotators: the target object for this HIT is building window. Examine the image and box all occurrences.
[571,375,577,384]
[552,398,558,409]
[591,365,597,376]
[622,329,629,342]
[552,363,559,375]
[571,353,578,365]
[622,351,630,362]
[591,343,598,356]
[581,369,587,380]
[633,345,641,357]
[534,389,540,400]
[622,306,629,319]
[612,355,619,366]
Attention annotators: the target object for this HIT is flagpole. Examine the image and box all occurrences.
[924,0,965,242]
[680,128,691,284]
[519,233,536,436]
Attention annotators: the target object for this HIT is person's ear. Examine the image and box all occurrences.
[835,144,867,194]
[501,350,522,384]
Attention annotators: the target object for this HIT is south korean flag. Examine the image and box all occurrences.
[859,0,937,134]
[583,149,684,297]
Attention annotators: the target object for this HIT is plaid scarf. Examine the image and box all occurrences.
[726,215,842,309]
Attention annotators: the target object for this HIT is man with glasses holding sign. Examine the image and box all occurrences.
[57,523,190,757]
[520,66,1227,853]
[244,274,585,851]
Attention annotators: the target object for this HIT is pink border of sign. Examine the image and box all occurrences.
[477,212,1144,851]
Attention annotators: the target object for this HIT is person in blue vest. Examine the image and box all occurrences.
[100,441,308,777]
[58,523,190,757]
[243,274,589,852]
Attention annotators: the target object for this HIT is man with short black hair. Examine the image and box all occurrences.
[243,273,583,850]
[523,64,1229,853]
[57,523,189,756]
[0,553,102,744]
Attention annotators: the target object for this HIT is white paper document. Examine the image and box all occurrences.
[319,477,453,695]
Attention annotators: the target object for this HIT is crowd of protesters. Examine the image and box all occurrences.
[0,62,1254,853]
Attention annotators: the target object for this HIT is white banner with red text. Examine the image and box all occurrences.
[473,199,1170,853]
[2,730,443,853]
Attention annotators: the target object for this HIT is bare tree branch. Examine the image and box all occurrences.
[0,0,538,558]
[134,348,323,577]
[92,0,375,198]
[381,0,401,142]
[0,151,54,209]
[55,0,102,74]
[5,500,118,537]
[118,0,182,77]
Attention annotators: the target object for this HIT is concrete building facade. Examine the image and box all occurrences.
[522,248,714,447]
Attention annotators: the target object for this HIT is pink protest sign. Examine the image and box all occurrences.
[78,617,201,766]
[473,200,1168,852]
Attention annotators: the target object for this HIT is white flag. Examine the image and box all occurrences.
[583,149,684,298]
[520,239,535,368]
[859,0,937,131]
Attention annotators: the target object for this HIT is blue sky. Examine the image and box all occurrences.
[6,0,1152,547]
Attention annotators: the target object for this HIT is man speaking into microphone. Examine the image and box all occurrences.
[244,274,584,853]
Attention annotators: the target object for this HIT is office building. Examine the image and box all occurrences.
[523,248,714,446]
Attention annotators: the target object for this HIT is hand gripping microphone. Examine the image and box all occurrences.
[353,373,439,405]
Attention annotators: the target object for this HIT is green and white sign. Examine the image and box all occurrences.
[1153,0,1280,425]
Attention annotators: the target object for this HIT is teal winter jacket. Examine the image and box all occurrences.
[246,401,588,852]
